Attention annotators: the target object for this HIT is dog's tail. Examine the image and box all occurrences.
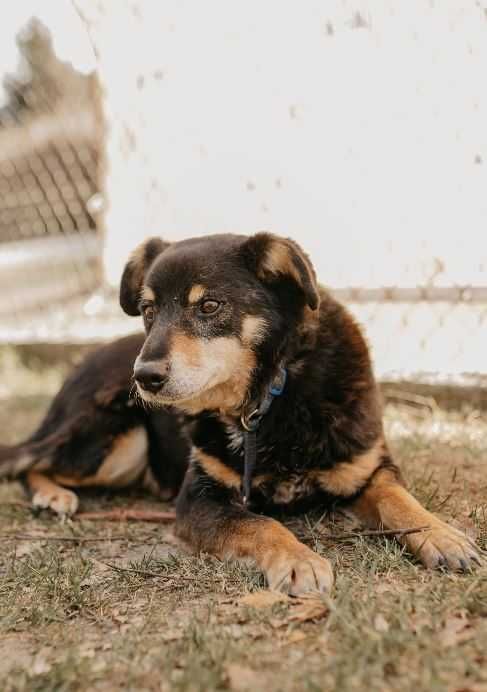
[0,415,82,479]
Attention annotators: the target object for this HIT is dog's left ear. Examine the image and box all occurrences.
[241,232,320,310]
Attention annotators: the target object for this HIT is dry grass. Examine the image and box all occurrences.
[1,383,487,691]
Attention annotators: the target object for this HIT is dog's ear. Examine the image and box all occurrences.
[119,237,170,315]
[241,232,320,310]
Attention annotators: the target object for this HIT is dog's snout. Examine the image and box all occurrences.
[134,361,169,394]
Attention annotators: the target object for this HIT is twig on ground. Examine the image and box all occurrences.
[321,526,431,540]
[102,562,165,578]
[101,562,193,581]
[0,533,128,543]
[1,501,31,509]
[76,509,176,522]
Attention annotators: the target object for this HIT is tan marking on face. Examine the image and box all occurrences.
[171,331,202,368]
[176,341,256,415]
[194,448,241,490]
[141,333,256,415]
[188,283,206,304]
[54,428,148,489]
[314,437,384,497]
[241,315,267,345]
[141,285,155,302]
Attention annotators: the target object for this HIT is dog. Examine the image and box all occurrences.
[118,231,481,595]
[0,334,189,515]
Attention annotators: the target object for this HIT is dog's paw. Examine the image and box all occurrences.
[406,520,482,571]
[265,545,334,596]
[32,487,79,518]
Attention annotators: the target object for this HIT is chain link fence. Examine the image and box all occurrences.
[0,19,102,332]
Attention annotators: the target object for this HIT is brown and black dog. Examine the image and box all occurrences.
[0,334,190,514]
[1,231,480,595]
[118,232,481,594]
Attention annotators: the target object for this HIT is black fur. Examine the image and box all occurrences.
[120,231,480,589]
[0,334,189,500]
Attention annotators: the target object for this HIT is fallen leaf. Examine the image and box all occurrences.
[225,663,264,691]
[438,615,475,648]
[31,658,51,676]
[286,630,308,644]
[288,595,329,623]
[374,614,390,633]
[161,629,184,642]
[15,542,37,558]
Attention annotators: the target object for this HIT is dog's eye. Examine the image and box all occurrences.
[142,305,156,323]
[200,300,221,315]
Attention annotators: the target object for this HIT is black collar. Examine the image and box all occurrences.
[240,366,287,504]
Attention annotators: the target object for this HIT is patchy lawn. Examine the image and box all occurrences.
[1,380,487,692]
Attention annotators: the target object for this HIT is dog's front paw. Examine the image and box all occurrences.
[32,487,79,518]
[406,520,482,571]
[265,544,334,596]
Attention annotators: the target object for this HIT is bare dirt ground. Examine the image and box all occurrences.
[1,367,487,692]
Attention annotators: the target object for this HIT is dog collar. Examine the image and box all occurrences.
[240,366,287,504]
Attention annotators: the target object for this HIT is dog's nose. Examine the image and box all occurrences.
[134,362,168,394]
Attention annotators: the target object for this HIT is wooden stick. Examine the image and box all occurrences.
[0,533,128,542]
[76,509,176,522]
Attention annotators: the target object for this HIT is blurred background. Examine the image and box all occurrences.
[1,1,486,400]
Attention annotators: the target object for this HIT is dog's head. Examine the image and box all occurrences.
[120,232,319,414]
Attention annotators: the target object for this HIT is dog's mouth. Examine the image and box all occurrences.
[135,379,210,406]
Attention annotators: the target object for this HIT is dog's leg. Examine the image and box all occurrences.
[349,466,481,570]
[176,468,334,596]
[26,470,79,517]
[23,428,150,518]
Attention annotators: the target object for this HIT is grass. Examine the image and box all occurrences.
[1,386,487,691]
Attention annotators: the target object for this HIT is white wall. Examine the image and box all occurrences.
[83,0,487,293]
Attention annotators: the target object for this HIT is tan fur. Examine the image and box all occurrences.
[127,242,147,298]
[187,284,206,304]
[27,470,79,516]
[349,467,479,569]
[171,331,202,368]
[172,337,256,415]
[314,437,384,497]
[272,475,315,504]
[241,315,268,345]
[141,286,155,302]
[261,241,301,283]
[54,427,148,488]
[207,515,334,595]
[195,448,241,490]
[259,237,319,310]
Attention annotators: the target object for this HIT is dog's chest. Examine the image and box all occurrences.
[224,422,320,508]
